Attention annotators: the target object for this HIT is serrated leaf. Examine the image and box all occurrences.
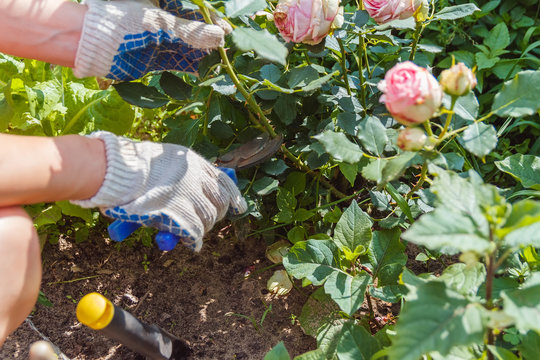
[302,71,339,92]
[252,177,279,195]
[493,70,540,117]
[56,201,94,223]
[402,207,491,254]
[518,331,540,360]
[225,0,267,18]
[283,240,341,286]
[34,205,62,228]
[366,228,407,284]
[440,263,486,297]
[324,272,371,316]
[159,72,192,100]
[485,23,510,52]
[495,154,540,190]
[388,282,486,360]
[380,152,422,185]
[458,122,497,158]
[432,4,480,21]
[334,201,373,258]
[357,116,388,156]
[501,274,540,333]
[232,28,288,65]
[315,131,363,164]
[113,82,169,108]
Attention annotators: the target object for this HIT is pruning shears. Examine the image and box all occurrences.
[107,133,283,250]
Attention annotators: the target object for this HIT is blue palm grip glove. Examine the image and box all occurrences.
[74,0,230,81]
[107,167,238,251]
[71,132,246,252]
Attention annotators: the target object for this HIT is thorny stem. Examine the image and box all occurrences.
[409,21,424,61]
[337,38,352,96]
[408,161,428,198]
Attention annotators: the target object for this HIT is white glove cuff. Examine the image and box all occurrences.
[74,0,126,78]
[71,131,142,208]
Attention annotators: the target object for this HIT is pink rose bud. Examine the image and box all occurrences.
[397,127,427,151]
[363,0,423,24]
[378,61,443,126]
[274,0,344,45]
[439,62,477,97]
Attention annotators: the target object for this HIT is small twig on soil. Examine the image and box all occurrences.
[134,291,151,314]
[47,275,100,286]
[25,318,71,360]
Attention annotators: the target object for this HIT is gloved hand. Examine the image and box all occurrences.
[74,0,231,81]
[71,131,247,252]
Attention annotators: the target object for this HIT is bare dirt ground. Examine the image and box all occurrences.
[1,224,316,359]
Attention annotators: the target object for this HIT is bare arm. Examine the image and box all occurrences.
[0,134,106,205]
[0,0,86,67]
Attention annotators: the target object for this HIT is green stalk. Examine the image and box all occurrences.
[407,161,428,199]
[439,96,458,140]
[337,38,352,96]
[358,34,367,113]
[409,21,425,61]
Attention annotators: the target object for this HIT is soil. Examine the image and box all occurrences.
[1,224,317,359]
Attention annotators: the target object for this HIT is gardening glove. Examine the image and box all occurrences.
[70,131,247,252]
[74,0,231,81]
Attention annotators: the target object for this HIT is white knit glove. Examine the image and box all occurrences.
[71,132,247,252]
[74,0,231,80]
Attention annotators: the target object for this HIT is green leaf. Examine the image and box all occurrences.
[439,263,486,298]
[315,131,363,164]
[56,201,94,223]
[388,281,486,360]
[366,228,406,284]
[486,346,518,360]
[501,274,540,333]
[62,83,135,135]
[264,341,290,360]
[333,201,373,259]
[476,52,499,71]
[370,285,408,303]
[302,71,339,92]
[34,205,62,228]
[500,200,540,248]
[113,82,169,108]
[485,23,510,52]
[336,321,381,360]
[163,116,200,147]
[458,122,498,158]
[299,288,341,337]
[225,0,267,18]
[293,349,326,360]
[231,28,288,65]
[283,240,340,286]
[402,207,491,254]
[284,172,306,197]
[518,331,540,360]
[493,70,540,117]
[357,116,388,156]
[159,72,192,100]
[288,66,319,88]
[277,187,297,213]
[274,95,297,125]
[495,154,540,190]
[324,272,371,316]
[432,4,480,21]
[317,320,380,360]
[252,177,279,196]
[380,152,422,185]
[339,162,357,187]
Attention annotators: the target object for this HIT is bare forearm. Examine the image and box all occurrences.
[0,134,106,206]
[0,0,86,67]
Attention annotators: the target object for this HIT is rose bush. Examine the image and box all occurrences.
[363,0,422,24]
[378,61,442,126]
[273,0,344,45]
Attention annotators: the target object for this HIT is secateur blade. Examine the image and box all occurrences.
[216,132,283,170]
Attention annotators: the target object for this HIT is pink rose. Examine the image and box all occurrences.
[363,0,423,24]
[274,0,344,45]
[378,61,442,126]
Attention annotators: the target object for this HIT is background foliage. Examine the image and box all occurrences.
[1,0,539,359]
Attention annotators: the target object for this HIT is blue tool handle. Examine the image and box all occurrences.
[107,167,237,249]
